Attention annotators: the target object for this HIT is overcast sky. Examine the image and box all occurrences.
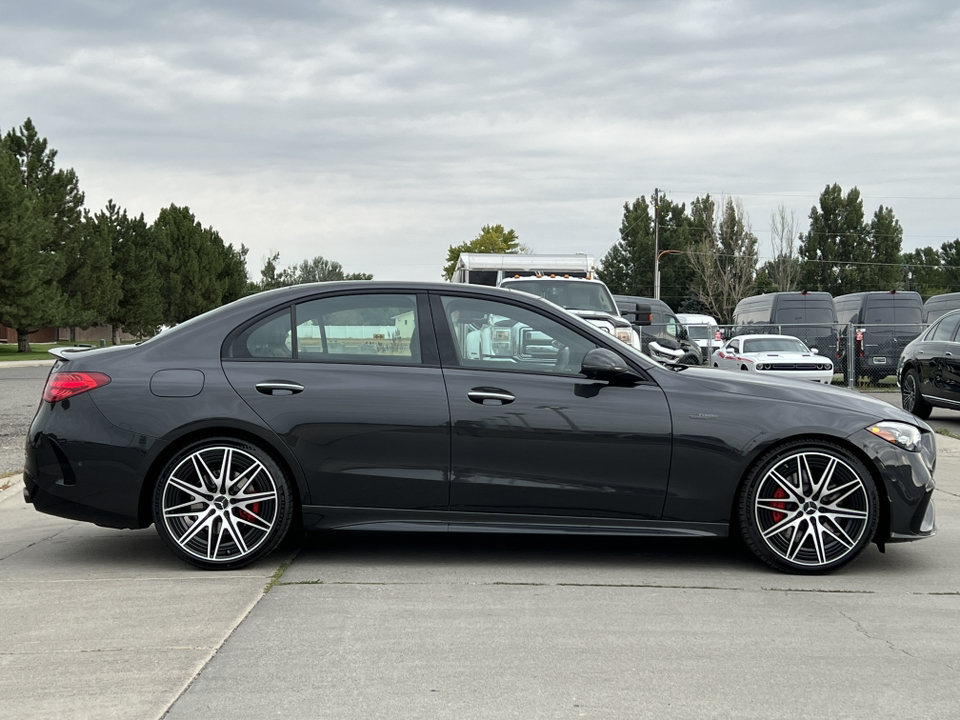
[2,1,958,282]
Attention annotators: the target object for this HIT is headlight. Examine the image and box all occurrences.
[867,421,922,452]
[615,329,633,344]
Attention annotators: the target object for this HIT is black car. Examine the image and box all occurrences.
[24,282,936,574]
[898,307,960,419]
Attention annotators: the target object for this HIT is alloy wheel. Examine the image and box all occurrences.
[747,447,877,572]
[158,445,281,565]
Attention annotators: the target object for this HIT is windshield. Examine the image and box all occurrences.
[742,338,809,353]
[685,324,718,340]
[500,280,617,314]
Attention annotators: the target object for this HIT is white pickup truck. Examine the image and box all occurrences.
[497,276,644,351]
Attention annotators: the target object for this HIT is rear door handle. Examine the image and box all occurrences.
[467,388,516,405]
[256,381,305,395]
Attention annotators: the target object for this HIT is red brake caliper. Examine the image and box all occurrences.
[771,487,788,524]
[237,502,261,523]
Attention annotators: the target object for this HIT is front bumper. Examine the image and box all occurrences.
[846,427,937,543]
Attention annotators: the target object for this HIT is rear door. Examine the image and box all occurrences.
[222,291,450,510]
[921,313,960,403]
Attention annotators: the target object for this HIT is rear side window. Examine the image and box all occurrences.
[228,308,294,358]
[295,294,420,363]
[931,314,960,342]
[225,294,421,364]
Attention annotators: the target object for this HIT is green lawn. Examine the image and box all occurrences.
[0,341,94,363]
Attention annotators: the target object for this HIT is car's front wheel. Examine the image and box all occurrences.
[153,438,294,570]
[901,368,932,420]
[739,441,879,574]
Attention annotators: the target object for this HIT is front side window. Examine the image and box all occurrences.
[440,295,599,375]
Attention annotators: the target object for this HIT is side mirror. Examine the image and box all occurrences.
[621,303,652,326]
[811,348,820,355]
[581,348,636,381]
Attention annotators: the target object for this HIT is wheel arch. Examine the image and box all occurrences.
[137,420,307,528]
[728,433,890,544]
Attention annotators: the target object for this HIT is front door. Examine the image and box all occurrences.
[432,293,672,520]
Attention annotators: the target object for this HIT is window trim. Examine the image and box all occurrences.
[221,290,440,367]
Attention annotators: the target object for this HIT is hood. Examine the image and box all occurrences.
[661,366,925,426]
[749,351,826,362]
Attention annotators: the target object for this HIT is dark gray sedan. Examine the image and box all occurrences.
[899,308,960,419]
[23,282,936,573]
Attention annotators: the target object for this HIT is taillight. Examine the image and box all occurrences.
[43,372,111,403]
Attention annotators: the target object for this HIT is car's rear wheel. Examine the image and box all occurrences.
[739,441,879,574]
[153,438,293,570]
[901,368,932,420]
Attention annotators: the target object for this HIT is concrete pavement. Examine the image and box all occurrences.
[0,478,293,720]
[0,436,956,719]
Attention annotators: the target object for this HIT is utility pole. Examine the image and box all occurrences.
[653,187,661,299]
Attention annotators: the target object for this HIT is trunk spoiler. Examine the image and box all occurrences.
[48,346,96,361]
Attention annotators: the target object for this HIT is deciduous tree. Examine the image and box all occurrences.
[686,196,758,323]
[442,224,522,281]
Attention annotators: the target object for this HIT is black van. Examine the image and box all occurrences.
[731,291,838,357]
[833,290,924,382]
[614,295,702,362]
[922,292,960,323]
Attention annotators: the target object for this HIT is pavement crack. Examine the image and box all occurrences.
[274,580,743,590]
[0,523,78,563]
[936,488,960,499]
[837,609,959,673]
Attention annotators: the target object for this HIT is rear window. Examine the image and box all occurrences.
[774,305,834,324]
[863,300,922,325]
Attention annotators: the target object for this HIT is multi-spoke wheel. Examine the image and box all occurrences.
[153,438,293,570]
[739,441,879,573]
[901,368,932,420]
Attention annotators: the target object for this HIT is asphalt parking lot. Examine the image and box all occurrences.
[1,362,958,719]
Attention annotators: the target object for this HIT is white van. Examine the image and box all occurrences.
[677,313,720,361]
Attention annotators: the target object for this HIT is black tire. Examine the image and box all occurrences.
[153,437,294,570]
[901,368,932,420]
[678,350,701,366]
[738,440,879,574]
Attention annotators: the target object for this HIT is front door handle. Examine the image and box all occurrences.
[467,387,516,405]
[256,381,305,395]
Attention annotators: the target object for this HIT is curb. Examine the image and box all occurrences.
[0,474,24,505]
[0,360,56,368]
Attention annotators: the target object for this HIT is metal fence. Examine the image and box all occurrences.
[681,322,926,389]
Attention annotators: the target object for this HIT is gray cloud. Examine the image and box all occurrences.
[2,1,958,280]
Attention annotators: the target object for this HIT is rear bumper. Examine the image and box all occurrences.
[24,395,162,529]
